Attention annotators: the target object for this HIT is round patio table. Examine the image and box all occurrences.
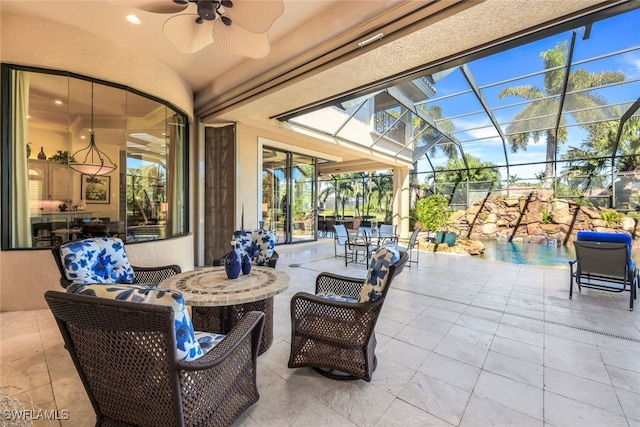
[160,266,290,354]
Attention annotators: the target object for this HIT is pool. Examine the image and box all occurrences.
[477,239,639,267]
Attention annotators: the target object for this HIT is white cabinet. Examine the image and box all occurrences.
[28,160,72,201]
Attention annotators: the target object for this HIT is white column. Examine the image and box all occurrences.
[392,167,411,239]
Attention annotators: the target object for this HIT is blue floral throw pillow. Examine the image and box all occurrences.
[253,229,275,265]
[233,230,255,259]
[59,237,135,286]
[359,244,400,303]
[72,283,205,361]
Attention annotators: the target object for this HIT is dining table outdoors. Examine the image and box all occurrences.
[160,265,290,355]
[345,228,400,267]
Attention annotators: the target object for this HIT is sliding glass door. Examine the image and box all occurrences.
[262,147,316,244]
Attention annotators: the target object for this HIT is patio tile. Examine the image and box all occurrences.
[459,394,542,427]
[395,324,445,351]
[489,336,543,365]
[418,352,481,392]
[433,333,490,368]
[544,391,628,427]
[544,367,623,414]
[455,312,500,335]
[544,335,611,384]
[318,381,396,426]
[606,365,640,394]
[482,351,543,388]
[473,371,543,420]
[3,240,640,426]
[377,338,430,370]
[616,389,640,423]
[398,371,471,425]
[375,398,454,426]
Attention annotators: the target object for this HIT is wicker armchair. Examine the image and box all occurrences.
[45,290,265,427]
[288,249,408,382]
[51,237,181,289]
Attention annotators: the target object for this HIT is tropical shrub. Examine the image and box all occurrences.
[413,194,451,232]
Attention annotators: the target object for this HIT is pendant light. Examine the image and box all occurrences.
[69,82,117,177]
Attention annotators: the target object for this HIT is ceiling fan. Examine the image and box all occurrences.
[121,0,284,57]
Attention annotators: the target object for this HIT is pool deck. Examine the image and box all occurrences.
[1,238,639,426]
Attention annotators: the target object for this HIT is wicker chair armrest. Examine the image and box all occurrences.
[177,311,265,370]
[131,264,182,285]
[315,272,365,297]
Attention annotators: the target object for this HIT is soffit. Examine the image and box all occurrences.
[205,0,616,125]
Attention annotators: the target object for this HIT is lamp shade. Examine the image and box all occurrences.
[69,162,116,176]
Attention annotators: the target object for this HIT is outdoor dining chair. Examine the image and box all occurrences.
[333,223,349,258]
[397,228,421,267]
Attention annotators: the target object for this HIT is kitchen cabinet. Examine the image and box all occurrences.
[28,159,72,201]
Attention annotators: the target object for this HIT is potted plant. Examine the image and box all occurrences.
[413,194,456,245]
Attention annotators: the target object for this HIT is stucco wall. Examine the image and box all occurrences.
[0,14,194,116]
[0,14,197,311]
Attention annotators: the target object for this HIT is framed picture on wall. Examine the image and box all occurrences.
[81,174,110,204]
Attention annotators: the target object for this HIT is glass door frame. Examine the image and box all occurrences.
[262,146,317,244]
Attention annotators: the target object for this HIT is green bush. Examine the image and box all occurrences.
[413,194,450,232]
[601,210,625,227]
[541,209,553,224]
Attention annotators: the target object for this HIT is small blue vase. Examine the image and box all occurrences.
[224,248,241,279]
[241,254,252,275]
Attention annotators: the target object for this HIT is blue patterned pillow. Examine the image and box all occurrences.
[359,244,400,303]
[233,230,255,259]
[71,283,207,361]
[253,229,275,265]
[59,237,135,286]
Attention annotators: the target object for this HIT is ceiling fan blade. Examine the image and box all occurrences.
[212,19,270,58]
[110,0,188,14]
[163,14,215,54]
[224,0,284,34]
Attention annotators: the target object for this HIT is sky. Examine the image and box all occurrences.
[413,6,640,182]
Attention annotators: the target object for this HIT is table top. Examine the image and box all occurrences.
[159,266,290,307]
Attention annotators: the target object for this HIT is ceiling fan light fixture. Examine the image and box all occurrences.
[197,1,217,20]
[126,0,285,57]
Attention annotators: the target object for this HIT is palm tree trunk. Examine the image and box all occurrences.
[544,130,556,189]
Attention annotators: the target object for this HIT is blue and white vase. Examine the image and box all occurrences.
[241,254,252,275]
[224,241,241,279]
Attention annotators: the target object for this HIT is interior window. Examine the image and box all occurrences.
[1,66,188,249]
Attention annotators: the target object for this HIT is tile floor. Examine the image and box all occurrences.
[1,238,639,426]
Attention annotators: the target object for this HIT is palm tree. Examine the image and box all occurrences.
[563,113,640,175]
[369,173,394,221]
[414,105,457,159]
[498,40,625,187]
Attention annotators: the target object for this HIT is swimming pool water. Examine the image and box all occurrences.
[478,240,639,267]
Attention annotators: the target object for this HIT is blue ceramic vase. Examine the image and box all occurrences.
[224,246,241,279]
[241,254,252,275]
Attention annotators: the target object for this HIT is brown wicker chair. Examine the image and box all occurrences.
[51,237,181,289]
[288,251,408,382]
[45,290,265,427]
